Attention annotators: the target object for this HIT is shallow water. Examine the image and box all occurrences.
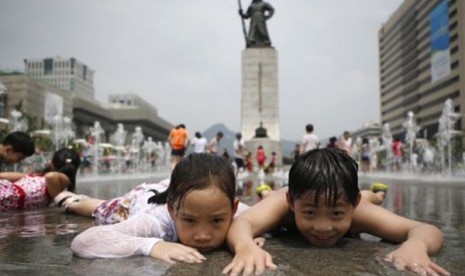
[0,173,464,275]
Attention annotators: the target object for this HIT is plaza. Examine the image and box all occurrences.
[1,173,464,275]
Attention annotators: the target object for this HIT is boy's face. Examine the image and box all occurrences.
[1,147,25,164]
[169,186,238,253]
[287,191,359,247]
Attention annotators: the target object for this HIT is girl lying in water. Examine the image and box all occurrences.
[0,148,80,212]
[71,153,254,263]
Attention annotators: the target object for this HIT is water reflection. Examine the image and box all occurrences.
[359,179,465,265]
[0,209,91,238]
[362,182,465,233]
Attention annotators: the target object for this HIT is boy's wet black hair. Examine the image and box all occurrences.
[288,148,359,207]
[3,131,35,157]
[148,153,236,210]
[43,148,81,192]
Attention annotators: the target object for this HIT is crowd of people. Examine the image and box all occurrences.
[0,128,450,275]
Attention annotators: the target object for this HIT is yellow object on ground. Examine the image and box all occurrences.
[256,183,272,197]
[371,182,389,193]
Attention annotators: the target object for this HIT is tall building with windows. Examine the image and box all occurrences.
[24,57,95,99]
[379,0,464,142]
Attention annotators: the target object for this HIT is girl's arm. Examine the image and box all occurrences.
[223,188,289,275]
[352,199,449,275]
[71,213,162,258]
[0,172,26,181]
[71,208,206,263]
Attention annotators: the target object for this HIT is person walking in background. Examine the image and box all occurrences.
[245,152,254,172]
[339,131,352,156]
[191,132,207,153]
[264,151,276,174]
[167,124,189,169]
[208,132,223,155]
[326,136,338,148]
[233,133,246,173]
[256,145,266,169]
[361,138,371,174]
[292,144,300,163]
[392,137,404,171]
[0,131,35,171]
[300,123,320,155]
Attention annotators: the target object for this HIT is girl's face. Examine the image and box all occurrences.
[169,186,238,253]
[288,191,359,247]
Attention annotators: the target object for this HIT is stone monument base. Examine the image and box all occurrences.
[245,138,282,167]
[241,48,279,142]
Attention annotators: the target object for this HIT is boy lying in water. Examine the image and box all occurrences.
[223,148,449,276]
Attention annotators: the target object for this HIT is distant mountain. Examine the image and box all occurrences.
[281,138,299,158]
[199,123,298,159]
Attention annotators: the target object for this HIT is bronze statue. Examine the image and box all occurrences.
[238,0,274,48]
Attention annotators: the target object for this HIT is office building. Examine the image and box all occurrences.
[24,57,95,99]
[379,0,464,144]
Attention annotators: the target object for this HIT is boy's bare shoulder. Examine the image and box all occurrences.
[350,199,419,240]
[350,199,392,233]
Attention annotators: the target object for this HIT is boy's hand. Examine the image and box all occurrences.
[222,243,276,276]
[383,240,450,276]
[150,241,206,264]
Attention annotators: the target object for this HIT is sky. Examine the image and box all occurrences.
[0,0,405,141]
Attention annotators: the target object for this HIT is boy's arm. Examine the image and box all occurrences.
[0,172,26,181]
[223,188,289,275]
[352,199,449,275]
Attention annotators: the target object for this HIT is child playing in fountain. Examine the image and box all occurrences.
[0,148,81,211]
[223,148,449,276]
[0,131,35,170]
[71,153,261,263]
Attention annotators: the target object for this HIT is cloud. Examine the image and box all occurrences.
[339,70,371,96]
[0,0,405,141]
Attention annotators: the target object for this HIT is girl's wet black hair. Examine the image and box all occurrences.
[288,148,359,207]
[148,153,236,210]
[42,148,81,192]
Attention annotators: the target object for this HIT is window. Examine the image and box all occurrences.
[44,58,53,75]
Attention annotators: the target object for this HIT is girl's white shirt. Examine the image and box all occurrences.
[71,193,249,258]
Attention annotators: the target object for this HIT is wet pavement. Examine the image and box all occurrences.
[1,173,464,275]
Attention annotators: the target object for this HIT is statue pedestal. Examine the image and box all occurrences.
[241,48,280,141]
[241,47,282,165]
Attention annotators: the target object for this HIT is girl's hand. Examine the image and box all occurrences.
[222,243,276,276]
[150,241,206,264]
[383,241,450,276]
[253,237,266,248]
